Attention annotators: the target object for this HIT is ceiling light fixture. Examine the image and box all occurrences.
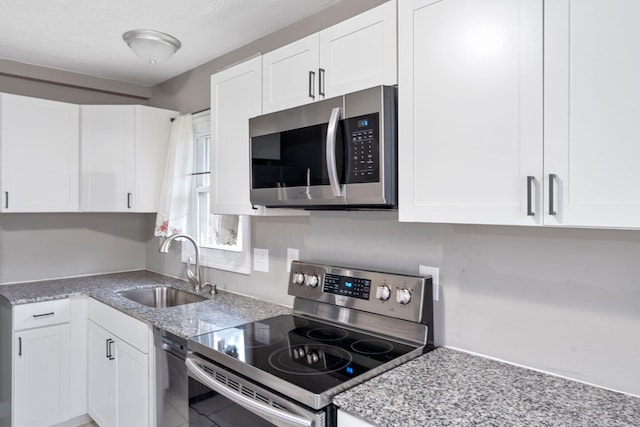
[122,29,182,65]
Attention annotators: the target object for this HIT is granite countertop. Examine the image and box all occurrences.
[0,270,290,338]
[334,347,640,426]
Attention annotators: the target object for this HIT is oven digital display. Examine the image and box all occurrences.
[323,273,371,300]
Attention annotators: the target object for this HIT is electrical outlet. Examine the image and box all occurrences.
[286,248,299,272]
[253,248,269,272]
[419,265,440,301]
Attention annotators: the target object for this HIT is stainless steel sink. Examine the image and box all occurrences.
[118,286,206,308]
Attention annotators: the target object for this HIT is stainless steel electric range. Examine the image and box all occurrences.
[186,261,434,427]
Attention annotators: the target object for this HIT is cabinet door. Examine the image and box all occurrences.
[544,0,640,228]
[337,409,376,427]
[115,338,149,427]
[80,105,136,212]
[210,56,263,215]
[398,0,543,225]
[135,106,177,213]
[88,321,117,427]
[319,0,397,98]
[0,94,79,212]
[14,324,70,427]
[262,34,320,113]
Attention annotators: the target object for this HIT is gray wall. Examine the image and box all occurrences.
[0,214,152,283]
[0,67,155,285]
[145,0,640,396]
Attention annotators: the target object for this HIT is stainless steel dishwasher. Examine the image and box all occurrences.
[154,328,188,427]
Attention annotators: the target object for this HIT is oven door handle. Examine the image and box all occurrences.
[326,106,343,198]
[186,358,313,427]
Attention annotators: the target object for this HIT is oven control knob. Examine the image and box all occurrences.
[396,288,412,305]
[376,285,391,301]
[305,274,319,287]
[292,273,306,286]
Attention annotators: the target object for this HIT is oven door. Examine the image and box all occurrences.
[186,354,328,427]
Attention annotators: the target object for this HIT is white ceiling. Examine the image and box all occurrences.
[0,0,342,87]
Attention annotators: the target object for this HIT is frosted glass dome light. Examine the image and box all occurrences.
[123,29,182,65]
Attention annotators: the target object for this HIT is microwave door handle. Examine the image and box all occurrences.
[326,106,343,197]
[186,358,312,427]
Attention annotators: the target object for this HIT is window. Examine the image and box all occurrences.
[181,111,251,274]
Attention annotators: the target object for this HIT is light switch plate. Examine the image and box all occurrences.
[253,248,269,272]
[419,265,440,301]
[286,248,299,272]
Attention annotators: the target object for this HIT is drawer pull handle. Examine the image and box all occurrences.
[32,312,55,318]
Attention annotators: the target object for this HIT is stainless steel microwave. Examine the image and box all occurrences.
[249,85,397,209]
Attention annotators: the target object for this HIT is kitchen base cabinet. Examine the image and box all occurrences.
[11,299,72,427]
[337,409,375,427]
[14,324,70,427]
[87,298,151,427]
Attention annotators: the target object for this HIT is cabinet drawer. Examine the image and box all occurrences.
[88,298,148,353]
[13,299,70,331]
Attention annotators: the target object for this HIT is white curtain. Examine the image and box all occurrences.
[155,114,194,237]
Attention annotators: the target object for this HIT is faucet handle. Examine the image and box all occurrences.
[202,283,218,295]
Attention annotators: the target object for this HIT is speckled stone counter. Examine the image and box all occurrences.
[0,270,290,338]
[334,347,640,426]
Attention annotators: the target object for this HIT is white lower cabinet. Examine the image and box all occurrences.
[12,299,71,427]
[88,298,151,427]
[337,409,376,427]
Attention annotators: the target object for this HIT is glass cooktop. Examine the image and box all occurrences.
[190,314,420,396]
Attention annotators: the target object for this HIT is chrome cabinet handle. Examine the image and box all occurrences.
[326,107,343,197]
[308,70,316,100]
[33,312,55,318]
[106,338,115,360]
[548,174,557,215]
[127,193,132,209]
[318,68,326,97]
[526,176,535,216]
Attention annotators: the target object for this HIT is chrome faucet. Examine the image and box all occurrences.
[159,233,217,295]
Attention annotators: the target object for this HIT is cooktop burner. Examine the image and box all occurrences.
[190,314,418,395]
[188,261,434,410]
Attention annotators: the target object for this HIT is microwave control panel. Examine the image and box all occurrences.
[345,113,380,183]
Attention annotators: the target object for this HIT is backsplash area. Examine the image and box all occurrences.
[2,212,639,396]
[149,211,640,396]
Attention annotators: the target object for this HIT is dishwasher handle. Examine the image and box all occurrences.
[186,357,313,427]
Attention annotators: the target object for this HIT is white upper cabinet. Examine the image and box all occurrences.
[211,56,263,215]
[80,105,176,212]
[0,93,80,212]
[319,0,396,98]
[80,105,136,212]
[400,0,640,229]
[544,0,640,228]
[262,1,397,114]
[262,34,320,113]
[398,0,543,225]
